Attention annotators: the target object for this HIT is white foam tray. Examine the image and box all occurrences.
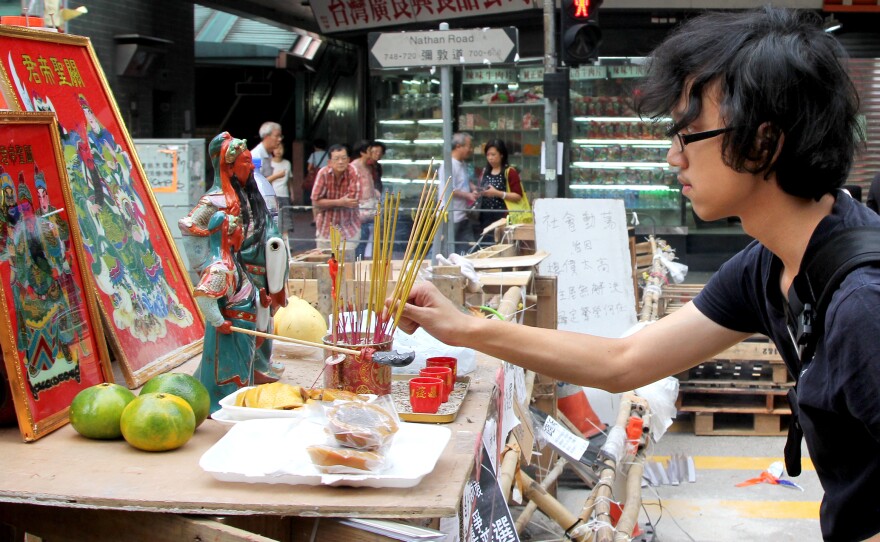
[199,418,451,488]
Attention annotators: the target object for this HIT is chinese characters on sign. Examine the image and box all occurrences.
[534,199,637,337]
[462,442,520,542]
[19,54,85,88]
[0,144,34,165]
[368,28,517,69]
[316,0,536,34]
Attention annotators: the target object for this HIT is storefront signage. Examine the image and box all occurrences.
[368,27,517,69]
[315,0,536,34]
[607,64,646,79]
[462,67,517,84]
[570,64,607,81]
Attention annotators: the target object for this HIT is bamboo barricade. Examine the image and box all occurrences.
[572,393,650,542]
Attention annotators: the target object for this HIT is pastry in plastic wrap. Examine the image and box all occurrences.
[306,444,388,474]
[326,400,399,451]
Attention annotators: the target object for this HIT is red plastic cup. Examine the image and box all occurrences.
[420,366,453,402]
[426,356,457,382]
[409,376,443,414]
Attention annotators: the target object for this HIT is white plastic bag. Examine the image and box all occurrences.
[635,376,679,441]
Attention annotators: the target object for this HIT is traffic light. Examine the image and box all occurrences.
[560,0,602,67]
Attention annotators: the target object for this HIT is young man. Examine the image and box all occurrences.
[392,8,879,542]
[437,132,477,250]
[310,144,362,253]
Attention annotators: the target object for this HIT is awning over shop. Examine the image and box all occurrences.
[194,4,323,67]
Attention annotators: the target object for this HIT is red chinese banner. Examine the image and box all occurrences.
[0,27,204,388]
[0,112,112,441]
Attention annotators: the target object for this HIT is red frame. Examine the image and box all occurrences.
[0,27,204,388]
[0,111,113,441]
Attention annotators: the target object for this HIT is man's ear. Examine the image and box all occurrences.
[756,122,784,164]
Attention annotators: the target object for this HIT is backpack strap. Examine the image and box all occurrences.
[782,226,880,476]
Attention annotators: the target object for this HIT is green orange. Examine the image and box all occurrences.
[69,383,136,440]
[140,373,210,427]
[120,393,196,452]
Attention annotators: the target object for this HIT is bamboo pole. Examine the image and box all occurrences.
[496,286,522,320]
[513,457,568,533]
[499,442,521,503]
[498,370,536,500]
[613,456,646,541]
[517,470,581,535]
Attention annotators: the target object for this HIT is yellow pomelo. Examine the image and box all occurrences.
[140,373,210,427]
[274,296,327,344]
[69,383,136,440]
[120,393,196,452]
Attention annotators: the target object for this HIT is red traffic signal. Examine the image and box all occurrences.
[560,0,603,66]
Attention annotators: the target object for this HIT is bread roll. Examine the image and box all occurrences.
[306,444,386,473]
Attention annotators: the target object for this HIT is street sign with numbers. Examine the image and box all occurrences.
[368,27,517,69]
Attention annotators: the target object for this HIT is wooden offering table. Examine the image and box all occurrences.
[0,344,503,541]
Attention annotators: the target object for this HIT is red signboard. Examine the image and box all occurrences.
[0,27,204,388]
[0,111,113,441]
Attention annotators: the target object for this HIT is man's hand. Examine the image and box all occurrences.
[338,196,360,209]
[385,282,470,346]
[218,320,233,334]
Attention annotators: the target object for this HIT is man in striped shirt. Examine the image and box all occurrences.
[310,144,363,254]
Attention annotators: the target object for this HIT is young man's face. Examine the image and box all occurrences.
[667,86,760,222]
[369,146,384,162]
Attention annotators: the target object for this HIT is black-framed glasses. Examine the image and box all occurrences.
[668,126,735,152]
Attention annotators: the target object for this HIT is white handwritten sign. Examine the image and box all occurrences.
[534,198,636,337]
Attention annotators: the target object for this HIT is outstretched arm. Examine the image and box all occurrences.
[391,281,749,392]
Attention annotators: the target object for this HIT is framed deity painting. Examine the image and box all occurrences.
[0,111,113,441]
[0,27,205,388]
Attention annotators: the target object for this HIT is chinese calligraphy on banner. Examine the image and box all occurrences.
[313,0,537,34]
[534,198,637,338]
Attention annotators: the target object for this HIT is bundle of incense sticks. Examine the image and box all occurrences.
[328,164,451,345]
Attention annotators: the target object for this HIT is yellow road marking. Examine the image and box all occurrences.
[643,499,820,520]
[652,455,815,471]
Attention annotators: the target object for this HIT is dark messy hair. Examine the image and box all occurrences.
[635,7,861,200]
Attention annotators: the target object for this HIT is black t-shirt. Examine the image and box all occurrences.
[694,191,880,542]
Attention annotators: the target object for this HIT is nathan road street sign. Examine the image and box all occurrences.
[368,27,518,69]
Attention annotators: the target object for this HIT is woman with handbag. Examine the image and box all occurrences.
[476,139,530,245]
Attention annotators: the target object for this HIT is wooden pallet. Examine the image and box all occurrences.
[692,411,790,436]
[676,336,792,385]
[677,384,791,436]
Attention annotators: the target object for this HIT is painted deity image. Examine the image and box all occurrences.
[0,165,87,398]
[33,93,195,343]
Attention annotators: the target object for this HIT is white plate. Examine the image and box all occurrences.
[217,387,377,423]
[217,386,308,422]
[199,418,451,488]
[209,408,240,427]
